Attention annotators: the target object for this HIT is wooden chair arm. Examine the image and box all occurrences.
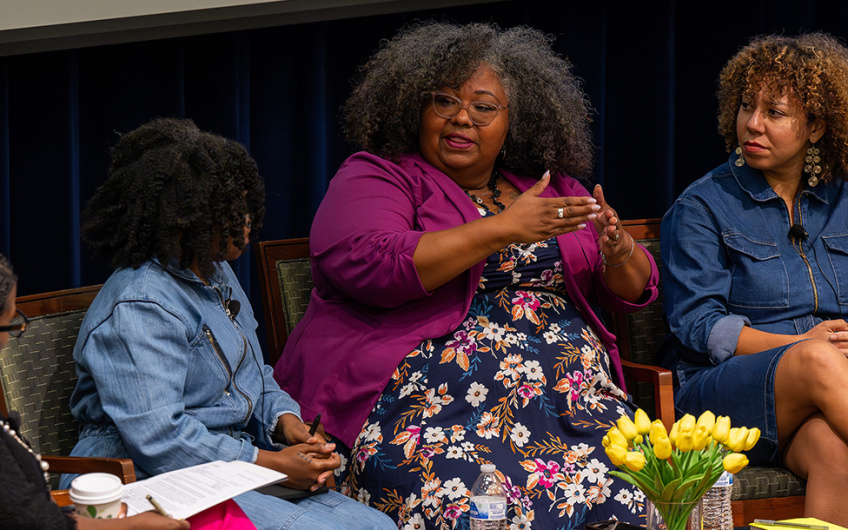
[44,455,136,483]
[45,456,136,507]
[620,360,676,431]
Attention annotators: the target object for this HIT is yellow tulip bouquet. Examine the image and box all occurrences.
[603,409,760,530]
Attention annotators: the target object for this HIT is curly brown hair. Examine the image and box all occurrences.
[343,21,595,178]
[718,32,848,182]
[82,118,265,279]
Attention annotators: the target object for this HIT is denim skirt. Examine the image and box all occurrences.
[673,341,800,466]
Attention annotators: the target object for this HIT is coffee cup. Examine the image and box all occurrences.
[69,472,124,519]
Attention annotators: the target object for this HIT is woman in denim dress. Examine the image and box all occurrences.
[662,33,848,524]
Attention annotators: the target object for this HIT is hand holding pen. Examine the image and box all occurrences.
[308,413,322,438]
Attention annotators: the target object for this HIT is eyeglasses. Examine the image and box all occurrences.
[428,91,508,126]
[0,309,29,339]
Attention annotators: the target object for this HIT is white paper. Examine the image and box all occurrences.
[123,460,287,519]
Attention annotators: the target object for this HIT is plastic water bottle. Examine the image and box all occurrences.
[469,464,507,530]
[700,470,734,530]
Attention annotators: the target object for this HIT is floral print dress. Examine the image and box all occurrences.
[339,212,646,529]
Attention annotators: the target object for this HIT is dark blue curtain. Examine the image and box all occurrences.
[3,0,848,350]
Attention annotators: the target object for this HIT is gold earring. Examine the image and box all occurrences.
[804,143,822,187]
[735,146,746,167]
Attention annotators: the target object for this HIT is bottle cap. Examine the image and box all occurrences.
[480,463,496,473]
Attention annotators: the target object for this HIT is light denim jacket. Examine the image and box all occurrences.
[62,259,300,485]
[662,154,848,366]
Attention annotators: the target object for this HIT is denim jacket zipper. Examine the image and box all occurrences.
[206,285,254,425]
[790,206,819,313]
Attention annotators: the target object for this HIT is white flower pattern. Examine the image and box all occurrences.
[343,230,645,528]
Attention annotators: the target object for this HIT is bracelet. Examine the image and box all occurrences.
[601,233,634,267]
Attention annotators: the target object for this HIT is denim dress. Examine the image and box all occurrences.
[339,209,647,530]
[661,153,848,464]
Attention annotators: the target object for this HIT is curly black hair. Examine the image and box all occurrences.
[82,118,265,279]
[718,32,848,183]
[343,21,595,178]
[0,254,16,313]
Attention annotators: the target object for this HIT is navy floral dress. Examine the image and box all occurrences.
[338,211,646,529]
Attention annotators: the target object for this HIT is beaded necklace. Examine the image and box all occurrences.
[1,417,50,484]
[464,171,505,213]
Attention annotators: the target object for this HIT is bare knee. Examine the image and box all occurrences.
[779,339,847,385]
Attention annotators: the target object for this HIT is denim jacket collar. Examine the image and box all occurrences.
[154,257,225,286]
[729,152,832,206]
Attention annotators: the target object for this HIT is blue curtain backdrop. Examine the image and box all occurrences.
[3,0,848,350]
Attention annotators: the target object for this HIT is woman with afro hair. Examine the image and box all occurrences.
[274,22,659,528]
[61,118,395,530]
[662,33,848,523]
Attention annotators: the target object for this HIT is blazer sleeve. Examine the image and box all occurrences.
[309,154,432,308]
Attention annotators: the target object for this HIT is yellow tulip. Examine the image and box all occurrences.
[607,427,628,448]
[606,444,627,466]
[677,413,696,435]
[677,431,694,452]
[697,410,716,433]
[692,425,711,451]
[712,416,731,443]
[634,409,652,435]
[634,434,644,445]
[723,452,749,473]
[726,427,748,453]
[653,436,672,460]
[649,420,668,445]
[669,422,679,445]
[617,416,639,441]
[624,451,646,472]
[744,428,761,451]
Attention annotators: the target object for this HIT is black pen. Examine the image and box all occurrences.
[309,413,322,436]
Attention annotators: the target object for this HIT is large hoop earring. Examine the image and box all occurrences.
[734,146,746,167]
[804,143,822,187]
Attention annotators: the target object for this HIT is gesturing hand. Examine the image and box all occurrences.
[500,171,601,243]
[592,184,633,265]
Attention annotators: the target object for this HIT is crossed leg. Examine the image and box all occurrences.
[775,339,848,525]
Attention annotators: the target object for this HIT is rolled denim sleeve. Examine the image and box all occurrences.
[80,301,257,474]
[662,195,746,364]
[705,314,750,364]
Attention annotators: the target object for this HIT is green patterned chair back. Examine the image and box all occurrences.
[0,310,85,459]
[255,238,312,365]
[0,284,101,489]
[275,258,314,336]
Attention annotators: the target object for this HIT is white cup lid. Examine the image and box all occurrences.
[69,473,124,505]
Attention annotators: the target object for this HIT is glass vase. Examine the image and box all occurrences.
[645,498,703,530]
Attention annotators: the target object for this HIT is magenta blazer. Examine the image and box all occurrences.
[273,152,659,446]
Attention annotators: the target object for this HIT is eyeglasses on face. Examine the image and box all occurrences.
[427,91,508,126]
[0,309,29,339]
